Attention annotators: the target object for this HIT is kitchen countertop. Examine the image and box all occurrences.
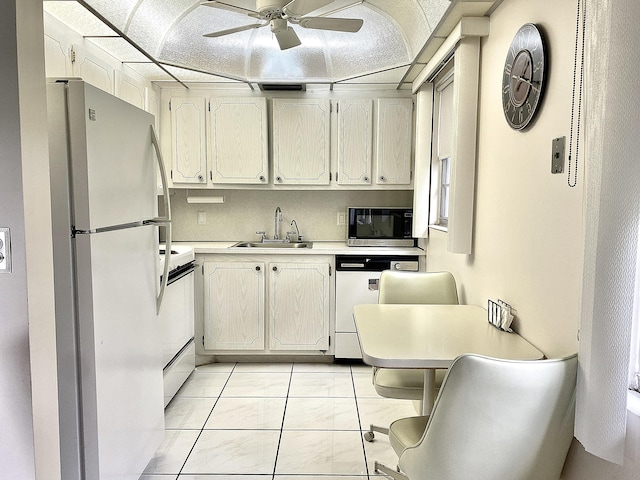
[171,241,425,256]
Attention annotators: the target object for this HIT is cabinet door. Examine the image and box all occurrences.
[336,99,373,185]
[272,99,331,185]
[44,33,71,78]
[71,45,114,95]
[170,97,208,184]
[209,97,268,184]
[203,262,265,351]
[268,262,330,351]
[376,98,413,185]
[115,70,145,110]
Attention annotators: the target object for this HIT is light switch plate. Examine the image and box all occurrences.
[551,136,566,174]
[0,228,11,273]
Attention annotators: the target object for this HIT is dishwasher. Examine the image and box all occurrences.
[334,255,419,359]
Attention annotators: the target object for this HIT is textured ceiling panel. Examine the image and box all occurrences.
[44,0,490,85]
[247,29,330,81]
[326,6,411,80]
[366,0,433,55]
[160,8,257,79]
[88,37,149,62]
[124,0,197,56]
[83,0,140,32]
[44,1,117,36]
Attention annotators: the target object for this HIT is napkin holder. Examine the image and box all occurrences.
[488,299,514,332]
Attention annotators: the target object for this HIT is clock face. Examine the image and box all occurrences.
[502,23,545,130]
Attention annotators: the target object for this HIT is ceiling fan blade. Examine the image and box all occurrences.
[283,0,335,18]
[298,16,363,32]
[203,22,265,38]
[275,27,302,50]
[200,1,262,19]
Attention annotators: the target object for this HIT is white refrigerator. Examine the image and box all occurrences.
[47,79,170,480]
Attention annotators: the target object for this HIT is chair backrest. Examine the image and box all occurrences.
[378,271,459,305]
[399,354,578,480]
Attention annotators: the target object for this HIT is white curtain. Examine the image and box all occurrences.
[576,0,640,464]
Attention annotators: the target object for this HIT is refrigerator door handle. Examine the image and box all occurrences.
[149,125,172,314]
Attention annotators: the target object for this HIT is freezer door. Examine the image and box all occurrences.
[74,225,163,480]
[66,80,157,230]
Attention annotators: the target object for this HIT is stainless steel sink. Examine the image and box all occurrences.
[231,241,313,249]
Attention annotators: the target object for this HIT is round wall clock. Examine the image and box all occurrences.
[502,23,545,130]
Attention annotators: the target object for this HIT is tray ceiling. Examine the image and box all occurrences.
[43,0,495,88]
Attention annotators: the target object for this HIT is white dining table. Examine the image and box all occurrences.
[353,304,544,414]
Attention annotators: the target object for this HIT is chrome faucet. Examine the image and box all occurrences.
[274,206,282,240]
[287,219,301,243]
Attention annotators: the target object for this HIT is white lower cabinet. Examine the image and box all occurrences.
[203,261,265,351]
[203,255,332,354]
[269,262,330,351]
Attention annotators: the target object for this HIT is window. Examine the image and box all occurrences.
[439,156,451,225]
[429,67,454,229]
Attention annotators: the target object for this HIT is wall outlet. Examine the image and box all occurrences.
[197,211,207,226]
[551,136,566,174]
[337,212,346,226]
[0,228,12,273]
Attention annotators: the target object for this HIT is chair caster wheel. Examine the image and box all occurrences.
[364,431,375,442]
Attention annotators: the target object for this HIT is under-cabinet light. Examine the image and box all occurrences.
[186,195,225,204]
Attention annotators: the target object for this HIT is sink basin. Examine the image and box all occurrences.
[232,241,313,249]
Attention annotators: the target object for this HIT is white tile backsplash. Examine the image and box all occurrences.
[166,189,412,242]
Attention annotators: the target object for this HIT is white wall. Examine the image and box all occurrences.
[0,1,58,479]
[424,0,582,358]
[422,0,640,477]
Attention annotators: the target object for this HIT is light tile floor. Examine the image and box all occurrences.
[141,362,420,480]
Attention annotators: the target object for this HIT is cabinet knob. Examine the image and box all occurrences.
[363,176,369,182]
[379,175,386,182]
[259,175,266,182]
[276,176,282,183]
[255,266,261,272]
[197,174,204,182]
[272,266,278,272]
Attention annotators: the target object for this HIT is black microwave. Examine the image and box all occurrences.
[347,207,415,247]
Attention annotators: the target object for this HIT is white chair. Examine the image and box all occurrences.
[375,353,578,480]
[364,270,459,442]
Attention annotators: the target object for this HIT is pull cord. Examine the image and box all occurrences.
[568,0,587,187]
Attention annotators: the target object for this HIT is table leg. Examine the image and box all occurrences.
[421,369,436,415]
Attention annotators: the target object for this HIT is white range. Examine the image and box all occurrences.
[158,244,196,406]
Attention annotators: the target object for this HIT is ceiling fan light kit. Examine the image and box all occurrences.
[202,0,364,50]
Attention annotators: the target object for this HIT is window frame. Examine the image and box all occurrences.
[429,66,455,230]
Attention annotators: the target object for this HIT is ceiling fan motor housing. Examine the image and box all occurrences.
[257,0,289,17]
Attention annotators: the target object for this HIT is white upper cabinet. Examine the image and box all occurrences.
[376,98,413,185]
[170,96,208,185]
[115,70,145,110]
[272,98,331,185]
[71,45,114,95]
[336,99,373,185]
[209,97,268,184]
[44,33,71,78]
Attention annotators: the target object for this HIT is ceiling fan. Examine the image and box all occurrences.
[201,0,364,50]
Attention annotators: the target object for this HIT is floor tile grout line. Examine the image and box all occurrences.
[271,362,294,480]
[351,364,373,479]
[175,362,238,478]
